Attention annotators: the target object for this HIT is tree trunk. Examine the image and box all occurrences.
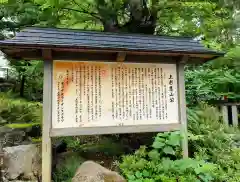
[103,14,157,35]
[100,0,157,34]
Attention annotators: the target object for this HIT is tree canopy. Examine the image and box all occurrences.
[0,0,239,48]
[0,0,239,102]
[186,46,240,105]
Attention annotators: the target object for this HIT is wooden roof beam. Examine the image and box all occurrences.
[116,52,127,62]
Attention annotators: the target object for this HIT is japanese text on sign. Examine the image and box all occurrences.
[52,61,179,128]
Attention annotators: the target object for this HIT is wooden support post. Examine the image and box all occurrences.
[221,106,229,125]
[42,50,53,182]
[232,105,238,127]
[177,59,188,158]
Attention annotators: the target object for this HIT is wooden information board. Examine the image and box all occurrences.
[52,60,179,129]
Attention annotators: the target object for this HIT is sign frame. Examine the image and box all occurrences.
[42,56,188,182]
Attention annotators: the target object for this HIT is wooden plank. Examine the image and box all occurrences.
[177,61,188,158]
[42,49,52,60]
[42,59,53,182]
[125,54,177,63]
[180,55,188,64]
[232,105,238,127]
[50,124,181,137]
[221,106,229,125]
[116,52,126,62]
[53,52,177,63]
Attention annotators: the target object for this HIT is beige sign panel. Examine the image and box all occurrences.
[52,60,179,129]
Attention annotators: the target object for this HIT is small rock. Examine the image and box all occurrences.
[72,161,126,182]
[3,144,41,180]
[0,126,27,147]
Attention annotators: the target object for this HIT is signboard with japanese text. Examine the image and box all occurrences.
[52,60,179,129]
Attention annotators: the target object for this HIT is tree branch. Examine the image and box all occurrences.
[71,0,82,8]
[62,7,102,21]
[95,0,119,32]
[119,0,158,34]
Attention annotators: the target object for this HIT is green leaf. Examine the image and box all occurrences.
[127,174,136,180]
[135,171,142,178]
[198,174,214,182]
[155,136,166,142]
[142,170,150,177]
[163,146,175,155]
[157,132,169,138]
[0,0,8,3]
[148,149,160,161]
[166,133,181,146]
[152,141,165,149]
[49,0,59,6]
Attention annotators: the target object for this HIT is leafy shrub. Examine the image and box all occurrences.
[185,47,240,105]
[120,104,240,181]
[120,131,219,182]
[0,93,42,124]
[0,93,42,145]
[188,104,240,181]
[9,60,44,102]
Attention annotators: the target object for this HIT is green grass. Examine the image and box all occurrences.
[30,137,42,143]
[6,122,41,129]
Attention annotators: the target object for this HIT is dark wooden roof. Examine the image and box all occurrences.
[0,27,224,62]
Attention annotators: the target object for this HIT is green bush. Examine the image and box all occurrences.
[185,47,240,105]
[0,93,42,145]
[0,93,42,124]
[120,104,240,182]
[119,132,219,182]
[188,104,240,181]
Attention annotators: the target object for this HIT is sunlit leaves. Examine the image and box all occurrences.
[163,146,175,155]
[186,47,240,104]
[166,133,181,146]
[152,140,165,149]
[0,0,239,45]
[120,131,220,182]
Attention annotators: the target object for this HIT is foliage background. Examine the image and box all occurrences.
[0,0,239,181]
